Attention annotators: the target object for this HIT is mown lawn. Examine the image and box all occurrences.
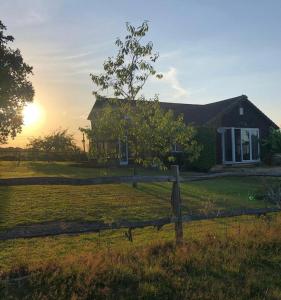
[0,161,276,230]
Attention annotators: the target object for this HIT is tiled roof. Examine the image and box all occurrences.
[88,94,278,128]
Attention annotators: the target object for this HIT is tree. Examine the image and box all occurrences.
[91,21,162,100]
[83,21,201,170]
[27,129,81,161]
[0,20,34,144]
[82,96,201,169]
[263,128,281,154]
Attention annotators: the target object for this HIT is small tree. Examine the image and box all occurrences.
[82,96,201,170]
[0,20,34,144]
[27,129,80,161]
[83,21,201,171]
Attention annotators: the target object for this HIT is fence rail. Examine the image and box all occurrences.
[0,207,280,241]
[0,175,175,186]
[1,166,281,244]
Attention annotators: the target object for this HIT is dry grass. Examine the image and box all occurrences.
[1,214,281,299]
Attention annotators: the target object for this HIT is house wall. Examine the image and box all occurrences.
[219,100,276,140]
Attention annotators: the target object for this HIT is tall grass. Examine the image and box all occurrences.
[1,214,281,299]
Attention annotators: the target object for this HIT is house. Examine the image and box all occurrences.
[88,94,279,166]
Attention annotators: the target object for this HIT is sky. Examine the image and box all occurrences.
[1,0,281,148]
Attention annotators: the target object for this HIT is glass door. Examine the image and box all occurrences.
[251,129,260,160]
[241,129,251,161]
[222,128,260,164]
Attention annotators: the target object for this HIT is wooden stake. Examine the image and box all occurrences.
[132,166,138,188]
[171,165,183,246]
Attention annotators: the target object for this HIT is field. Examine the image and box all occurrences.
[0,161,281,299]
[0,161,273,231]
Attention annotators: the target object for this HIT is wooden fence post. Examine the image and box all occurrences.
[132,166,138,188]
[171,165,183,246]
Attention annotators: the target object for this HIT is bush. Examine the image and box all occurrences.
[262,128,281,164]
[182,127,216,171]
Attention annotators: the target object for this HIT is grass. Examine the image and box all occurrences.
[1,214,281,299]
[0,161,276,231]
[0,161,281,298]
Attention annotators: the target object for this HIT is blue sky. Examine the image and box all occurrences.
[2,0,281,146]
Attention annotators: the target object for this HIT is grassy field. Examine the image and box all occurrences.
[0,161,275,230]
[0,161,281,299]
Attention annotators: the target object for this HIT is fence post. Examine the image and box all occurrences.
[171,165,183,246]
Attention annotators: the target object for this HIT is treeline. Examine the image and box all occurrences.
[0,130,87,162]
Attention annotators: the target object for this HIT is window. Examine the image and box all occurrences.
[172,143,183,153]
[239,107,244,115]
[119,136,128,165]
[222,128,260,164]
[241,129,250,160]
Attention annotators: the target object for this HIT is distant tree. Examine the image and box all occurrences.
[0,20,34,144]
[27,129,80,161]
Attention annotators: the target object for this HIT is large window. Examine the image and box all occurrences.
[222,128,260,164]
[241,129,250,161]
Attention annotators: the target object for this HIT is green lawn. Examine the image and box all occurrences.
[0,161,275,231]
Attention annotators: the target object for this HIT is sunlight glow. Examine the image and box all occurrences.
[23,103,43,127]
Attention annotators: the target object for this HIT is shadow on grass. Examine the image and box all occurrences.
[28,161,135,178]
[0,187,11,229]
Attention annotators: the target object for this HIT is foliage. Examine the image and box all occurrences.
[90,21,162,100]
[0,20,34,144]
[84,21,201,169]
[27,129,81,161]
[186,127,216,171]
[82,97,201,169]
[262,128,281,162]
[264,182,281,208]
[168,127,216,171]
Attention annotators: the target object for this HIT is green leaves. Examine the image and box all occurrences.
[90,21,162,101]
[84,97,201,169]
[0,20,34,144]
[27,129,79,153]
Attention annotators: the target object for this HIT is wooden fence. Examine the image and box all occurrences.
[1,165,281,244]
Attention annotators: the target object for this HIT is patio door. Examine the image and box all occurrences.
[222,128,260,164]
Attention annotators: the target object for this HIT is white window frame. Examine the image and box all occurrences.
[118,136,128,165]
[220,127,260,165]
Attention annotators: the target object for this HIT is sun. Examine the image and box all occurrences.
[23,103,42,126]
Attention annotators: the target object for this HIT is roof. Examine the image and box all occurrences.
[88,95,279,128]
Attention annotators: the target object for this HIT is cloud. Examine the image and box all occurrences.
[161,67,189,99]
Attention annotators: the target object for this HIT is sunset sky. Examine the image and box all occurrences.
[2,0,281,148]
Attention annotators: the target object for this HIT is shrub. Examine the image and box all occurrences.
[262,128,281,164]
[183,127,216,171]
